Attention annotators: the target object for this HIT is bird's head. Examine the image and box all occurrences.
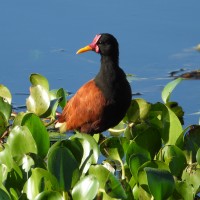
[76,33,119,57]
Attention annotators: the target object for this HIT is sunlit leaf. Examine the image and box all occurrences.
[0,144,13,172]
[0,84,12,104]
[145,167,175,200]
[161,78,182,104]
[7,126,37,157]
[0,96,12,121]
[182,168,200,194]
[89,165,127,199]
[23,168,59,200]
[123,98,151,123]
[30,73,49,91]
[72,175,99,200]
[26,85,50,116]
[35,191,63,200]
[149,102,183,145]
[70,132,99,174]
[174,181,194,200]
[21,113,50,158]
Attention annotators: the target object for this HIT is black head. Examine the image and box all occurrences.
[97,33,119,57]
[76,33,119,59]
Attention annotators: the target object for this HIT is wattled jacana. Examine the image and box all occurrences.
[56,33,132,134]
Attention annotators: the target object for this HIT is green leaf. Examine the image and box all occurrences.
[30,73,49,91]
[7,126,37,157]
[174,181,194,200]
[126,141,151,166]
[149,102,183,145]
[157,145,187,177]
[23,168,59,200]
[0,96,12,121]
[89,165,127,199]
[0,84,12,104]
[72,175,99,200]
[70,133,99,174]
[145,167,175,200]
[182,168,200,194]
[123,98,151,123]
[35,191,63,200]
[129,153,149,181]
[0,144,13,172]
[21,113,50,158]
[133,124,162,159]
[47,144,79,191]
[26,85,50,116]
[162,78,182,103]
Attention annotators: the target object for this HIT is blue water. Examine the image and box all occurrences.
[0,1,200,126]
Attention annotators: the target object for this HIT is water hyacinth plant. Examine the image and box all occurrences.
[0,73,199,200]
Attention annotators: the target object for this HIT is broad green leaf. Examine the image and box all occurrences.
[72,175,99,200]
[0,84,12,104]
[145,167,175,200]
[157,145,187,177]
[47,139,83,167]
[133,124,162,159]
[174,181,194,200]
[182,168,200,194]
[30,73,49,91]
[149,102,183,145]
[123,98,151,123]
[35,191,63,200]
[138,160,170,194]
[23,168,59,200]
[70,132,99,174]
[0,144,13,172]
[7,126,37,157]
[47,144,79,191]
[26,85,50,116]
[21,113,50,158]
[126,141,151,166]
[89,165,127,199]
[162,78,182,103]
[129,153,149,181]
[0,96,12,121]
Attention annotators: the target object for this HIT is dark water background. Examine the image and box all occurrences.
[0,1,200,126]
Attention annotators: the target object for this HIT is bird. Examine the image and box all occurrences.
[56,33,132,134]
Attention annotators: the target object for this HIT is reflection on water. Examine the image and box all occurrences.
[0,0,200,126]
